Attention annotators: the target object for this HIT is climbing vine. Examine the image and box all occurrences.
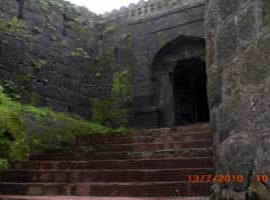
[92,70,132,128]
[112,70,132,103]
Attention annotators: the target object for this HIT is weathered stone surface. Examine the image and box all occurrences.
[0,0,107,119]
[206,0,270,191]
[0,0,207,128]
[262,0,270,26]
[216,19,238,64]
[237,5,257,47]
[217,0,239,20]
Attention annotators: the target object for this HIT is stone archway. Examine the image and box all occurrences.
[151,36,209,127]
[173,58,209,125]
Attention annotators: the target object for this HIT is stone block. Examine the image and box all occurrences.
[217,0,239,20]
[237,5,257,47]
[216,19,238,64]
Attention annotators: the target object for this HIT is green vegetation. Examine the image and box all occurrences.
[97,48,121,71]
[91,47,133,127]
[0,159,8,170]
[92,70,132,127]
[103,24,118,35]
[92,98,119,127]
[122,32,132,49]
[263,1,270,25]
[0,86,30,167]
[0,80,21,100]
[17,73,34,84]
[0,85,126,170]
[0,78,40,105]
[32,59,47,71]
[67,21,88,36]
[37,0,72,12]
[60,39,69,48]
[112,71,132,103]
[71,48,90,58]
[158,31,166,46]
[66,21,95,46]
[0,17,30,37]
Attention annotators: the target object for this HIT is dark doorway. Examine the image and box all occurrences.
[173,58,209,125]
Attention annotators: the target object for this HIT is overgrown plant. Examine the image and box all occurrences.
[71,48,90,58]
[0,86,29,168]
[0,17,30,37]
[112,70,132,103]
[0,85,126,169]
[92,70,132,128]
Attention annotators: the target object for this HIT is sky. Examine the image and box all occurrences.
[66,0,141,14]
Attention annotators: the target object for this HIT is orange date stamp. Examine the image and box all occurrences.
[187,175,269,184]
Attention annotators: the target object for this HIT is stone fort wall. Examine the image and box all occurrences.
[0,0,205,124]
[0,0,105,118]
[99,0,205,128]
[101,0,203,22]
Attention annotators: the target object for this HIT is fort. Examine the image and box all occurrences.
[0,0,207,128]
[0,0,270,199]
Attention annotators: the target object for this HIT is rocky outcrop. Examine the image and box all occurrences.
[0,0,107,118]
[206,0,270,190]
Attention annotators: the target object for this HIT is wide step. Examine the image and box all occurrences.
[12,158,213,170]
[76,125,211,146]
[0,196,208,200]
[0,182,211,196]
[89,141,212,152]
[0,123,213,197]
[0,168,214,183]
[30,147,212,161]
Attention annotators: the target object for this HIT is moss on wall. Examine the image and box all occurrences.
[112,70,132,103]
[122,32,132,49]
[71,48,90,58]
[103,24,118,35]
[67,21,88,35]
[31,59,47,71]
[0,17,30,37]
[263,0,270,25]
[158,31,166,46]
[36,0,74,12]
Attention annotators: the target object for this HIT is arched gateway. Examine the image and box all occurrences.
[151,36,209,127]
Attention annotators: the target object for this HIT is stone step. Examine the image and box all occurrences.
[76,130,211,146]
[85,140,212,152]
[0,168,214,183]
[29,147,213,161]
[0,182,212,196]
[129,123,210,137]
[0,196,209,200]
[12,158,213,170]
[0,123,213,198]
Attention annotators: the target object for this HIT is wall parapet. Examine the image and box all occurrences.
[100,0,204,22]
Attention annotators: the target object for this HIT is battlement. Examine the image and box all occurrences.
[101,0,204,22]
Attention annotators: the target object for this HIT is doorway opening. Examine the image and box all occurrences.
[173,58,209,125]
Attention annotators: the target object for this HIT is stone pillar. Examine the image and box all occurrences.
[206,0,270,189]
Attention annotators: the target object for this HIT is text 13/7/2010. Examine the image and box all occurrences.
[186,175,269,184]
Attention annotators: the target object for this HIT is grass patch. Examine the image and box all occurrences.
[0,85,127,169]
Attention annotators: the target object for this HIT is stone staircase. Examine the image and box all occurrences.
[0,123,213,199]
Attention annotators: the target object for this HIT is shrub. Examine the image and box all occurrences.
[91,70,132,127]
[0,86,29,162]
[0,17,30,37]
[0,85,126,169]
